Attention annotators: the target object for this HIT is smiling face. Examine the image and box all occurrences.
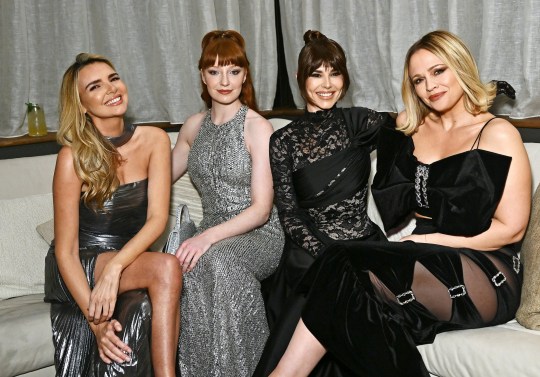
[408,49,464,114]
[304,64,344,112]
[201,57,246,107]
[77,62,128,125]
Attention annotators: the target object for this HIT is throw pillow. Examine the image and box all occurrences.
[516,182,540,329]
[36,218,54,246]
[0,193,53,300]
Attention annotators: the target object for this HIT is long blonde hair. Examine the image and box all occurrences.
[57,53,122,209]
[399,30,497,135]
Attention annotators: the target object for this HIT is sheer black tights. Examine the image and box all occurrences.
[370,250,519,324]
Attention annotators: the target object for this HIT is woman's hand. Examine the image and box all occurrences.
[175,233,213,273]
[92,319,132,364]
[88,262,123,324]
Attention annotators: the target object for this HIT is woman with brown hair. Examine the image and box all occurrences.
[268,30,530,377]
[44,53,182,376]
[254,30,394,376]
[171,30,284,376]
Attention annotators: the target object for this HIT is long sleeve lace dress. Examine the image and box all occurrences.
[256,106,394,377]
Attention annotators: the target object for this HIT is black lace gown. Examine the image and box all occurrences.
[44,179,153,376]
[298,123,523,376]
[256,107,394,376]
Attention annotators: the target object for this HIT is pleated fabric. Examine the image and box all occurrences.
[44,179,153,376]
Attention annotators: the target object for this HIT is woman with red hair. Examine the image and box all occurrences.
[171,30,284,376]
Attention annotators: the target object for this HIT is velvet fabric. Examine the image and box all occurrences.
[372,126,511,236]
[297,123,522,376]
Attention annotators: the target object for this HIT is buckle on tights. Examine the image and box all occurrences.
[492,272,507,287]
[396,290,416,305]
[448,285,467,299]
[513,256,520,274]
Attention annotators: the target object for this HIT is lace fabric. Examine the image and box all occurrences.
[270,107,388,256]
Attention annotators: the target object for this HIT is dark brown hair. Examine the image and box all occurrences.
[297,30,350,106]
[198,30,258,110]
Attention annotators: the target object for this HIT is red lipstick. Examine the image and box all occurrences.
[429,92,444,102]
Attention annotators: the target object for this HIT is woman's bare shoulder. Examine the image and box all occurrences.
[54,146,81,185]
[176,111,206,144]
[396,111,407,127]
[134,125,170,147]
[245,108,272,131]
[184,111,207,126]
[478,116,524,155]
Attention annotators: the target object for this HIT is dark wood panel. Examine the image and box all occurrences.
[2,111,539,149]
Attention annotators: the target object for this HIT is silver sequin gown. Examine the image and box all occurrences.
[178,105,285,376]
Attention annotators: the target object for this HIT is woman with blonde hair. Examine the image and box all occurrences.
[268,30,530,377]
[171,30,284,376]
[44,53,182,376]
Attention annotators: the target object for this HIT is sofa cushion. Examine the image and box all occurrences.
[0,194,52,300]
[0,294,54,376]
[417,320,540,377]
[0,154,56,200]
[516,182,540,329]
[525,143,540,190]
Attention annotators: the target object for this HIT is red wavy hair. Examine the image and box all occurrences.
[198,30,258,110]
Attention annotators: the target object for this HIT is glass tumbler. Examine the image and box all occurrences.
[26,102,48,137]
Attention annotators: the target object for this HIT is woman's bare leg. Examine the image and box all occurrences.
[270,319,327,377]
[96,252,182,377]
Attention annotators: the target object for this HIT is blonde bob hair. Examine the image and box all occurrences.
[399,30,497,135]
[57,53,123,209]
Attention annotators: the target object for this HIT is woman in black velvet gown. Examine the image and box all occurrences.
[44,53,182,376]
[255,30,393,376]
[268,30,531,377]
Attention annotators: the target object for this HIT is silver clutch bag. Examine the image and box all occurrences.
[162,203,196,254]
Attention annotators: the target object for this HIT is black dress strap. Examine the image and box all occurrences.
[470,117,497,150]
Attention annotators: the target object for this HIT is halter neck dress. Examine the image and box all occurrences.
[177,105,285,377]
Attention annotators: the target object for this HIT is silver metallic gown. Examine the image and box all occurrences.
[44,179,153,376]
[178,105,285,376]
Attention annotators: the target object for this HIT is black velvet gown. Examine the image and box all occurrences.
[298,121,523,376]
[256,107,394,376]
[44,179,153,377]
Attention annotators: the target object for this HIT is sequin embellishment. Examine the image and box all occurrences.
[415,164,430,208]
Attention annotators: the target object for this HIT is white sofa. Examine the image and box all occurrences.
[0,132,203,377]
[0,122,538,377]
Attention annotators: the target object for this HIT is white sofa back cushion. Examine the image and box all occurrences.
[0,193,52,299]
[0,154,56,199]
[0,124,537,301]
